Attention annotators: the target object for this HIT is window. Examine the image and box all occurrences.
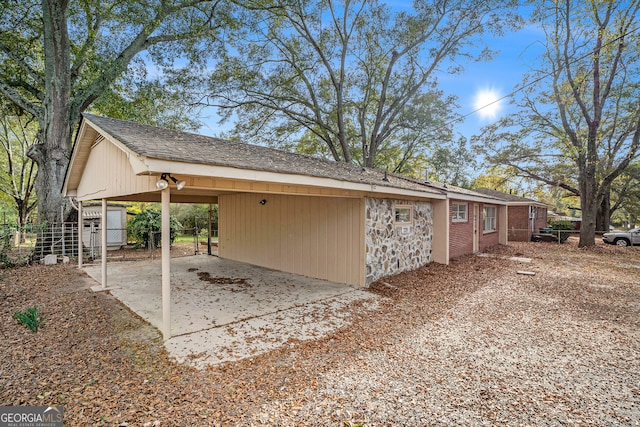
[483,206,496,232]
[452,203,468,222]
[394,205,412,224]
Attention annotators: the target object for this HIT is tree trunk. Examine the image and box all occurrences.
[30,0,74,225]
[578,170,597,247]
[596,191,611,233]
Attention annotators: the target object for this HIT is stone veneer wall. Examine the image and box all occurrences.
[365,198,433,284]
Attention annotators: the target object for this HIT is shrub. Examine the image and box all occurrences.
[14,306,42,332]
[548,219,575,243]
[127,209,182,248]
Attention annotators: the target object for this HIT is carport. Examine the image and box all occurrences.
[82,255,379,366]
[62,114,457,341]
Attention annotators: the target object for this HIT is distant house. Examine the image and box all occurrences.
[474,188,549,242]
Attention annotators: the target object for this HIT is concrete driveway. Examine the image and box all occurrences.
[83,255,380,368]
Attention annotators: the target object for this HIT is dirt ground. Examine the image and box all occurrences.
[0,238,638,426]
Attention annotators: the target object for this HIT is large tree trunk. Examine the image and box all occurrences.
[28,0,74,225]
[578,168,597,247]
[25,0,75,258]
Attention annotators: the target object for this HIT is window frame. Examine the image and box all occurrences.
[451,203,468,223]
[483,205,497,233]
[394,205,413,225]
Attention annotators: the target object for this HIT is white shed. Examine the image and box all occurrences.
[82,204,128,250]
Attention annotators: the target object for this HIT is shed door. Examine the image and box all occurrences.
[106,210,122,244]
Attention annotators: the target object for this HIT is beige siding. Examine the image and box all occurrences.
[76,139,156,200]
[219,193,365,286]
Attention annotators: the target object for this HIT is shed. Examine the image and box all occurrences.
[81,203,128,250]
[62,114,508,339]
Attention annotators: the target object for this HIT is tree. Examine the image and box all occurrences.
[0,0,226,228]
[205,0,521,170]
[610,161,640,226]
[0,105,38,231]
[474,0,640,246]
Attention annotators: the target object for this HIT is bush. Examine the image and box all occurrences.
[127,209,182,248]
[548,219,575,243]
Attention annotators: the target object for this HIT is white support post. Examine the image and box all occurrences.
[78,201,83,268]
[161,187,171,340]
[207,203,212,256]
[101,199,107,289]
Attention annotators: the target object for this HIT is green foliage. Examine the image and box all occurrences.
[548,219,575,243]
[127,209,182,248]
[0,232,14,268]
[13,306,42,332]
[0,106,38,228]
[210,0,521,171]
[171,204,218,236]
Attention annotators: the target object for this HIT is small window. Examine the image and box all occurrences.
[394,205,412,224]
[483,206,496,233]
[452,203,468,222]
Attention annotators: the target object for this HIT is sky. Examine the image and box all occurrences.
[443,23,546,142]
[196,4,547,153]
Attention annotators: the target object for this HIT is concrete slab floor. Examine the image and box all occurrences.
[83,255,381,368]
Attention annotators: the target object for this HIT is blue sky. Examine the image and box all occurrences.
[439,23,546,142]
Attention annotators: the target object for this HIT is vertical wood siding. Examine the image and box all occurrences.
[218,193,365,286]
[76,139,156,200]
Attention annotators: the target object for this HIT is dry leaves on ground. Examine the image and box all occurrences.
[0,238,638,426]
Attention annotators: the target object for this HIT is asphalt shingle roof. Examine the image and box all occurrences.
[473,188,545,204]
[82,113,502,201]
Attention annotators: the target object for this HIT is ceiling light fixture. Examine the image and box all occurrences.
[156,173,186,190]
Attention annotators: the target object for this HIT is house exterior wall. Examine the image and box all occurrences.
[449,200,502,258]
[449,200,475,259]
[534,206,548,232]
[218,193,365,286]
[509,205,549,242]
[508,205,531,242]
[365,198,433,284]
[479,203,501,251]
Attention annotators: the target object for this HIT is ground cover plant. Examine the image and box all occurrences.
[0,238,638,425]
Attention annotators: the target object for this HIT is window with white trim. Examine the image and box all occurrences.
[483,206,496,232]
[394,205,412,224]
[452,203,468,222]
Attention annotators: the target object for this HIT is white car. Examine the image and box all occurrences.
[602,227,640,246]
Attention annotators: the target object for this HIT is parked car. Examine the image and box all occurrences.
[602,227,640,246]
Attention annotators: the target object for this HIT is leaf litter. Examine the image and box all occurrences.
[0,239,638,425]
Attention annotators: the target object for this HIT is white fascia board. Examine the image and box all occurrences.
[507,201,548,207]
[447,193,509,205]
[141,158,447,200]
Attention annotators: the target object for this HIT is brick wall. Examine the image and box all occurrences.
[479,203,500,251]
[508,205,531,242]
[534,207,548,232]
[449,200,474,259]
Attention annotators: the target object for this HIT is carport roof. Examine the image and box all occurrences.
[81,114,445,195]
[68,114,504,203]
